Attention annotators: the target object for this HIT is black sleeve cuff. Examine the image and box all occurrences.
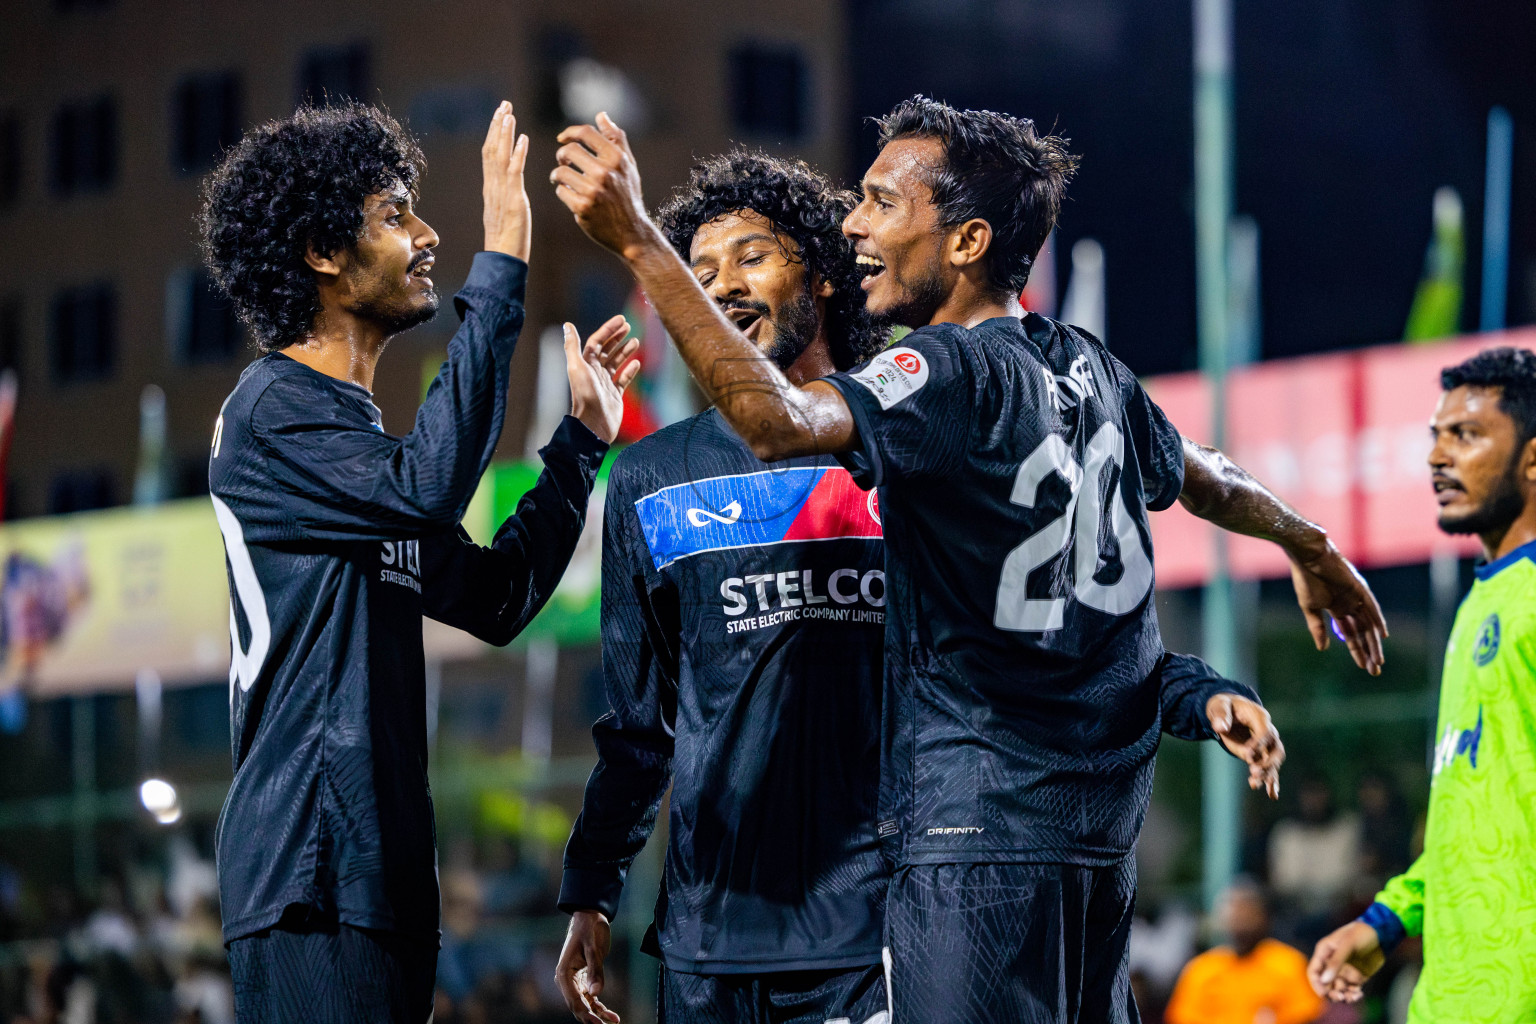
[541,416,610,481]
[558,867,626,921]
[824,375,884,490]
[454,251,528,318]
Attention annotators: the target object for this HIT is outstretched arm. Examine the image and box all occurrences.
[1180,438,1388,675]
[550,114,855,462]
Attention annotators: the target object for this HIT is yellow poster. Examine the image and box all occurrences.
[0,499,229,698]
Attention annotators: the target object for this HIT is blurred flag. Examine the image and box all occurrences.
[617,285,694,443]
[1405,186,1465,343]
[1060,238,1107,342]
[1020,229,1058,317]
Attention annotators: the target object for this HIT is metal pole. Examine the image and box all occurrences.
[1195,0,1242,912]
[71,695,98,898]
[1480,106,1513,333]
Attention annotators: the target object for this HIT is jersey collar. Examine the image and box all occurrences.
[1474,535,1536,581]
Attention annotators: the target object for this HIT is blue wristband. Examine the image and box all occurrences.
[1357,901,1407,955]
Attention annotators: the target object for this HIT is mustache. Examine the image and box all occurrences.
[408,249,435,272]
[719,300,770,320]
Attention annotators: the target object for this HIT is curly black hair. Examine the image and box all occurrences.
[877,95,1079,295]
[199,102,426,352]
[655,149,888,372]
[1443,346,1536,444]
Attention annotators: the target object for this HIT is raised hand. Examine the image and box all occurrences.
[550,112,657,259]
[1307,920,1386,1002]
[555,909,621,1024]
[482,100,532,261]
[566,315,642,444]
[1205,694,1285,799]
[1286,537,1388,676]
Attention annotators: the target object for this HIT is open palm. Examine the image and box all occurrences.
[567,315,642,444]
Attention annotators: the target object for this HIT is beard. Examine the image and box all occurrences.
[366,290,439,336]
[876,254,949,329]
[762,289,819,371]
[348,248,441,337]
[1438,454,1527,536]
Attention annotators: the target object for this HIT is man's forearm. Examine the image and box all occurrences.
[1179,438,1327,558]
[621,229,836,459]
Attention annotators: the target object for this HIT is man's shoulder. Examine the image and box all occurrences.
[612,411,756,491]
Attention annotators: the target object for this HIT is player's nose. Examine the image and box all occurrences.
[414,215,440,251]
[842,201,869,240]
[708,265,748,301]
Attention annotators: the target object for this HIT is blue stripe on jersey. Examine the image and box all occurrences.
[633,467,827,569]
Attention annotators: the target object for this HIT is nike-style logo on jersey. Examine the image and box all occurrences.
[687,500,742,527]
[636,466,882,569]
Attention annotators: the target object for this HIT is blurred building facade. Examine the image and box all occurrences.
[0,0,851,520]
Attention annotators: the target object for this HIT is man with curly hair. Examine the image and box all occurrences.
[552,150,895,1024]
[201,101,638,1023]
[552,96,1389,1022]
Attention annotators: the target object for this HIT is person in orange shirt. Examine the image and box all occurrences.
[1165,880,1325,1024]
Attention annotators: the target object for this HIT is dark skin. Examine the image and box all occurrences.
[550,113,1388,673]
[553,208,1284,1024]
[287,102,641,439]
[1309,383,1536,1004]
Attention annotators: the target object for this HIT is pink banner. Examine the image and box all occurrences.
[1143,329,1536,588]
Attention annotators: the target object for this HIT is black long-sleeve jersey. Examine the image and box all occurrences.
[557,404,1254,974]
[560,409,888,974]
[826,313,1222,868]
[209,253,609,942]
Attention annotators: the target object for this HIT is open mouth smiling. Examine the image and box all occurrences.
[726,307,765,340]
[856,253,886,288]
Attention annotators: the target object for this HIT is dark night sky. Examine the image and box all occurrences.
[845,0,1536,377]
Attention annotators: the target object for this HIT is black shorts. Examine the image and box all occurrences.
[885,860,1139,1024]
[658,962,889,1024]
[227,911,438,1024]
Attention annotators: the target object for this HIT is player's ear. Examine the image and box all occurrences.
[304,243,344,280]
[810,272,834,299]
[1521,434,1536,484]
[949,218,993,269]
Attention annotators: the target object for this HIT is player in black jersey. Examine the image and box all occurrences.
[554,152,895,1024]
[200,102,639,1024]
[551,154,1287,1024]
[550,100,1385,1021]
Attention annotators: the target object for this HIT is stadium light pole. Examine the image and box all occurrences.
[1195,0,1245,912]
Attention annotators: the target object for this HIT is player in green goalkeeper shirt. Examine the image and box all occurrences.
[1308,346,1536,1021]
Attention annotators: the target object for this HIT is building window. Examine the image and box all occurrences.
[297,43,370,106]
[167,267,242,364]
[48,469,115,515]
[0,113,20,208]
[49,96,117,195]
[728,44,807,138]
[49,284,116,383]
[0,298,20,379]
[172,73,242,176]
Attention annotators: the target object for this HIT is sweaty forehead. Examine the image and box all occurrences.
[1435,384,1509,426]
[865,136,946,197]
[689,209,799,262]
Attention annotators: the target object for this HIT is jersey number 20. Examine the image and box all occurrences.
[994,422,1154,632]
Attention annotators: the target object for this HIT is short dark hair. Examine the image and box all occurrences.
[656,149,888,372]
[1441,346,1536,444]
[875,95,1078,294]
[199,102,425,352]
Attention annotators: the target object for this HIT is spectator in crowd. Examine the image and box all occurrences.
[1269,775,1362,916]
[1165,879,1326,1024]
[1354,773,1412,884]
